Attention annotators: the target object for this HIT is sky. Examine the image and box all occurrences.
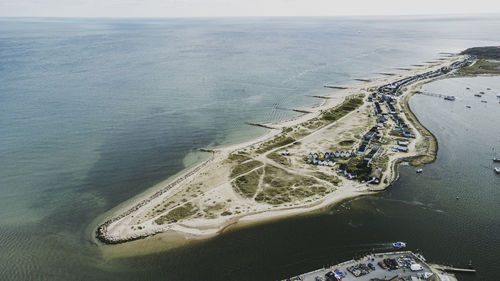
[1,0,500,17]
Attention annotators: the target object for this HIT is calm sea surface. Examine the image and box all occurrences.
[0,17,499,280]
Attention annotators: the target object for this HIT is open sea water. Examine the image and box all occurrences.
[0,16,499,280]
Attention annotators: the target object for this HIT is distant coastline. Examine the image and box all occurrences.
[95,49,494,246]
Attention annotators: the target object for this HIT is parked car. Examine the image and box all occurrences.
[378,261,388,269]
[368,263,376,271]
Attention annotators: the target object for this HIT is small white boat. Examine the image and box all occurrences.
[416,168,423,173]
[495,167,500,174]
[415,253,427,262]
[393,241,406,248]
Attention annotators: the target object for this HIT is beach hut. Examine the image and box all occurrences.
[318,152,324,160]
[324,152,330,159]
[313,159,319,165]
[313,153,318,159]
[340,151,345,158]
[328,161,335,167]
[334,151,340,158]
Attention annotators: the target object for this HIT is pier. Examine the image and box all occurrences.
[416,91,452,99]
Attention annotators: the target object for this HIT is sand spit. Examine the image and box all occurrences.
[96,55,470,245]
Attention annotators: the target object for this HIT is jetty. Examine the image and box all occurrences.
[283,251,460,281]
[416,91,451,99]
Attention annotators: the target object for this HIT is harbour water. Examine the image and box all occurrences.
[0,17,499,280]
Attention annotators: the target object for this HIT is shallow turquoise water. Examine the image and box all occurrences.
[0,17,499,280]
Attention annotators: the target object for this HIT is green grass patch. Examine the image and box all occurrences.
[462,46,500,60]
[233,167,263,198]
[228,152,251,163]
[346,157,372,182]
[339,139,355,146]
[267,152,291,166]
[255,165,331,205]
[389,130,402,137]
[303,96,364,130]
[256,135,296,154]
[321,97,364,121]
[155,203,198,224]
[230,160,263,178]
[458,59,500,75]
[373,154,389,171]
[313,172,341,185]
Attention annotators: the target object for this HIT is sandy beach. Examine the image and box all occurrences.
[95,54,470,245]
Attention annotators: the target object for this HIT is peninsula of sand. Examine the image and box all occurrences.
[96,53,477,244]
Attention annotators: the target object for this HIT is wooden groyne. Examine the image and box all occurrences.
[307,95,331,99]
[355,78,371,82]
[324,85,348,89]
[292,109,312,114]
[412,64,424,67]
[395,68,412,71]
[378,72,396,76]
[199,148,216,153]
[245,122,277,130]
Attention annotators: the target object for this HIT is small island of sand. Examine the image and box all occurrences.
[95,52,481,245]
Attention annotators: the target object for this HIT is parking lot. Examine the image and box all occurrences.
[285,251,437,281]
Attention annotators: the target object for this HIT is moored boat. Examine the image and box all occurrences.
[495,167,500,174]
[493,157,500,162]
[393,241,406,248]
[416,168,423,173]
